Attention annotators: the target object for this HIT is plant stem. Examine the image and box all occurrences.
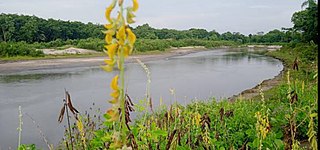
[119,46,126,142]
[65,103,74,150]
[18,106,22,149]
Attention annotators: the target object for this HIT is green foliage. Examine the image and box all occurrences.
[291,0,318,43]
[277,42,318,63]
[0,13,104,43]
[134,39,237,52]
[54,42,317,149]
[0,42,44,57]
[18,144,38,150]
[76,38,104,51]
[59,77,317,149]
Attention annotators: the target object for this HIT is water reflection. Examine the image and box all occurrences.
[0,67,103,83]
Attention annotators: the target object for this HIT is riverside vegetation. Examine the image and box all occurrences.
[10,0,318,149]
[1,0,316,59]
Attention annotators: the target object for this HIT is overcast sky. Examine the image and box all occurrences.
[0,0,305,35]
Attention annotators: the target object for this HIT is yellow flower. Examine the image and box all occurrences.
[106,109,119,122]
[105,44,118,59]
[101,65,113,72]
[132,0,139,12]
[111,75,119,90]
[126,28,136,46]
[105,0,117,23]
[123,46,131,57]
[104,23,114,29]
[195,112,201,126]
[110,75,120,102]
[105,6,113,23]
[116,26,126,42]
[104,59,115,66]
[126,9,136,24]
[110,90,120,98]
[109,98,118,104]
[105,34,113,44]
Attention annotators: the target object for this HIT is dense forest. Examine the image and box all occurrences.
[0,13,308,44]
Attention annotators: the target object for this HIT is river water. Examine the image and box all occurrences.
[0,49,283,149]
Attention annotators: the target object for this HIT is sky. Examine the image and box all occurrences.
[0,0,305,35]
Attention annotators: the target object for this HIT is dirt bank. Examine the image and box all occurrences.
[0,47,207,74]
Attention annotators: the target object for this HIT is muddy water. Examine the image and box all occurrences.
[0,49,283,149]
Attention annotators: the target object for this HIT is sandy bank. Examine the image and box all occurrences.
[0,47,206,74]
[41,47,100,55]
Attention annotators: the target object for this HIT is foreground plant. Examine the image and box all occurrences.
[101,0,138,149]
[58,90,79,150]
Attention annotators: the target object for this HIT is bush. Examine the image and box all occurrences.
[0,42,44,57]
[76,38,104,51]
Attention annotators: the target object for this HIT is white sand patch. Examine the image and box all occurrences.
[41,47,100,55]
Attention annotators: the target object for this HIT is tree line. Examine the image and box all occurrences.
[0,14,104,43]
[1,3,317,45]
[0,0,317,58]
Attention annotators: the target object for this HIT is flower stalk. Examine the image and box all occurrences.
[102,0,138,148]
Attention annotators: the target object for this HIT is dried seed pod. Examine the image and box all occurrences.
[165,129,177,150]
[200,113,211,131]
[293,57,299,71]
[290,91,298,104]
[127,132,138,149]
[177,131,182,146]
[225,110,234,118]
[215,131,220,140]
[239,139,248,150]
[149,97,154,113]
[66,91,79,114]
[219,108,224,122]
[58,104,66,123]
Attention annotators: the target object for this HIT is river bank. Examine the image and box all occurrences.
[228,56,285,101]
[0,46,207,74]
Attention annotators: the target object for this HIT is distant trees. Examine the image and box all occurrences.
[291,0,318,43]
[0,14,104,43]
[1,5,317,45]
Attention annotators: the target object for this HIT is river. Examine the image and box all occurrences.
[0,48,283,149]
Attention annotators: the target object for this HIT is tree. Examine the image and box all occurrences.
[291,0,318,43]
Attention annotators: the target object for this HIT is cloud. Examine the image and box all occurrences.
[249,5,272,9]
[0,0,305,34]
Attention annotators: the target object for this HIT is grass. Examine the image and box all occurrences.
[14,42,317,149]
[51,43,317,149]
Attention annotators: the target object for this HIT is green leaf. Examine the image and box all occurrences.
[177,145,189,150]
[275,131,283,139]
[219,147,226,150]
[274,139,284,148]
[152,129,167,137]
[252,138,259,148]
[310,113,317,118]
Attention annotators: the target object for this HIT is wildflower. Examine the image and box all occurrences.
[106,109,119,122]
[105,0,117,23]
[126,28,136,46]
[132,0,139,11]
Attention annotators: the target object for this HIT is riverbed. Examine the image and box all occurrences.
[0,48,283,149]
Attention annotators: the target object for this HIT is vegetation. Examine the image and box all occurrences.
[52,0,318,150]
[1,4,314,58]
[0,42,44,57]
[13,0,318,149]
